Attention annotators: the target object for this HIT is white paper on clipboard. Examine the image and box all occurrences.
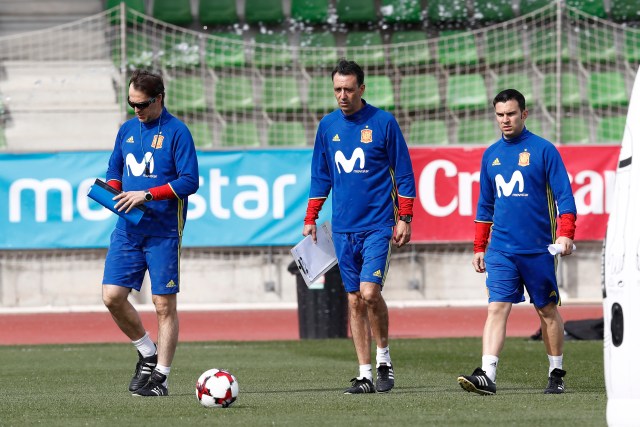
[290,221,338,287]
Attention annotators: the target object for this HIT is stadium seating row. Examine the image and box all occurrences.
[106,0,640,27]
[188,114,626,147]
[154,71,628,116]
[113,27,640,71]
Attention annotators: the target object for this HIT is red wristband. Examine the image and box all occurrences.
[474,222,492,253]
[558,213,576,240]
[398,196,414,216]
[149,184,177,201]
[304,198,326,225]
[106,180,122,192]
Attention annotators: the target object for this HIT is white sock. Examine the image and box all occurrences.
[359,364,373,381]
[482,355,499,382]
[548,354,563,375]
[132,332,156,358]
[376,346,391,368]
[155,364,170,386]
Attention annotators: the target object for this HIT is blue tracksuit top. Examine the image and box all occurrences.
[476,127,577,254]
[106,108,199,237]
[309,101,416,233]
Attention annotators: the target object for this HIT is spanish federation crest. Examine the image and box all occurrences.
[361,128,373,143]
[518,151,530,167]
[152,134,164,149]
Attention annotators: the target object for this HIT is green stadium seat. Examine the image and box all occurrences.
[408,120,448,145]
[298,32,338,68]
[244,0,284,24]
[530,28,569,64]
[446,74,488,110]
[588,72,628,109]
[105,0,146,24]
[519,0,552,15]
[112,32,153,69]
[484,28,525,65]
[597,116,626,143]
[199,0,238,25]
[578,27,617,64]
[611,0,640,21]
[166,77,207,114]
[624,29,640,64]
[389,31,430,67]
[252,33,292,68]
[291,0,329,24]
[261,76,302,113]
[567,0,606,18]
[364,76,395,111]
[381,0,422,23]
[161,33,200,69]
[542,73,582,109]
[188,122,213,148]
[400,74,440,112]
[336,0,377,23]
[153,0,193,25]
[307,76,337,113]
[427,0,468,26]
[561,118,590,144]
[457,119,498,144]
[345,32,385,68]
[215,77,254,113]
[437,31,479,67]
[221,122,261,147]
[206,33,245,68]
[495,73,535,106]
[472,0,515,22]
[268,122,308,146]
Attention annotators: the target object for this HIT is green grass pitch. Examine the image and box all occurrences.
[0,338,605,426]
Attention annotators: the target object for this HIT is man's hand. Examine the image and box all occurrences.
[303,224,317,243]
[555,236,574,256]
[393,221,411,248]
[113,191,146,213]
[472,252,486,273]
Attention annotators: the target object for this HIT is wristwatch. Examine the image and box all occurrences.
[399,215,412,223]
[144,191,153,202]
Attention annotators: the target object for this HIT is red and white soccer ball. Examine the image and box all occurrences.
[196,369,239,408]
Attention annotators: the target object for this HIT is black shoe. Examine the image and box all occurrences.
[128,351,157,392]
[457,367,497,395]
[544,368,566,394]
[344,377,375,394]
[132,370,168,397]
[376,363,395,393]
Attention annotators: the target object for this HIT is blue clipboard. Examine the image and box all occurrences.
[87,179,146,225]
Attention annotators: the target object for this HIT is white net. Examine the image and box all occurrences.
[0,1,638,150]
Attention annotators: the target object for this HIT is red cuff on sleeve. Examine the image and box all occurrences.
[558,213,576,240]
[398,196,414,216]
[106,180,122,192]
[304,198,326,225]
[474,222,492,253]
[149,184,177,201]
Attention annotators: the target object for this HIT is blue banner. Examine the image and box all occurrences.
[0,150,330,249]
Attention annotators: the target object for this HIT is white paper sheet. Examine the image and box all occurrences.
[290,222,338,287]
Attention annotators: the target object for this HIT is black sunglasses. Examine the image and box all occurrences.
[127,96,157,110]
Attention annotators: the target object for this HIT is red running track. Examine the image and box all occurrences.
[0,304,603,346]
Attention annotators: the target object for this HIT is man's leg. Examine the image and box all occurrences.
[536,302,567,393]
[153,293,179,368]
[102,284,145,341]
[343,291,375,394]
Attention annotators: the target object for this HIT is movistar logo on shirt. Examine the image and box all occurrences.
[332,134,341,142]
[495,171,526,197]
[335,148,367,174]
[125,152,155,177]
[492,158,501,166]
[126,136,134,143]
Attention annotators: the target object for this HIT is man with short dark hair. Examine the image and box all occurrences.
[102,69,199,397]
[458,89,577,395]
[303,59,416,394]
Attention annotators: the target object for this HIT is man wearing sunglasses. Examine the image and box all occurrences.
[101,69,199,397]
